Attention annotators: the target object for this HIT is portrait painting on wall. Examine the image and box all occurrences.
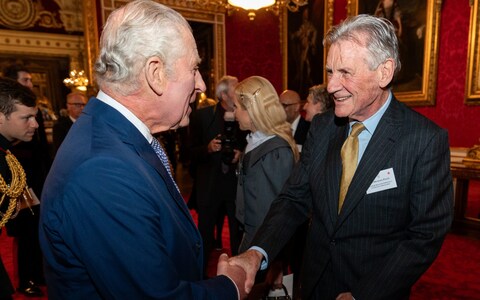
[283,0,333,99]
[349,0,442,106]
[466,0,480,105]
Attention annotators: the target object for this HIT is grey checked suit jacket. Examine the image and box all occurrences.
[251,96,453,299]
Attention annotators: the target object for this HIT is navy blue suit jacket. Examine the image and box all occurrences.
[39,98,237,299]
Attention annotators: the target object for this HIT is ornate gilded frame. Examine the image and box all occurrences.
[83,0,226,92]
[347,0,442,106]
[466,0,480,105]
[282,0,334,95]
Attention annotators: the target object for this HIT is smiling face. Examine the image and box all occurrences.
[326,37,393,121]
[0,104,38,142]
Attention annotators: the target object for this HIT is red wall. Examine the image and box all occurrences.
[226,0,480,147]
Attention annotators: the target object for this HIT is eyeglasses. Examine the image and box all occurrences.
[281,102,300,108]
[67,103,85,108]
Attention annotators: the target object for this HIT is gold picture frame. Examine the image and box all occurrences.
[347,0,442,106]
[466,0,480,105]
[282,0,334,98]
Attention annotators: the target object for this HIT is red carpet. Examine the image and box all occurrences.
[0,211,478,299]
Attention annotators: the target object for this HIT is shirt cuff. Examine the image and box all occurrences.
[249,246,269,270]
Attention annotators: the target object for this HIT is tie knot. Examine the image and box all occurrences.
[350,122,365,138]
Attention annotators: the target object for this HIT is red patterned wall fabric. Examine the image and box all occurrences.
[226,10,283,92]
[415,0,480,147]
[225,0,480,147]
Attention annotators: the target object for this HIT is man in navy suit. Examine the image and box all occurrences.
[229,14,453,300]
[38,0,246,299]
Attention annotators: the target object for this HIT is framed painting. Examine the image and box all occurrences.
[282,0,334,99]
[348,0,443,106]
[466,0,480,105]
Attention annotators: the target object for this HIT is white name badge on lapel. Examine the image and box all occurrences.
[366,167,398,194]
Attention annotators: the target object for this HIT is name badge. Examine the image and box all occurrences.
[366,167,397,194]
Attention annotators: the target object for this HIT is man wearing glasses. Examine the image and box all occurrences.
[52,92,87,152]
[279,89,310,152]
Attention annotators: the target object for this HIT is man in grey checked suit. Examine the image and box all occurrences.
[229,14,453,300]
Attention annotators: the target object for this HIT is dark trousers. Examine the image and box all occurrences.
[6,206,44,287]
[0,256,13,299]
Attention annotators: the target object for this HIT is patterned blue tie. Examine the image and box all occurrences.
[151,138,180,193]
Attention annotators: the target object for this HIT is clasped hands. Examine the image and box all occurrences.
[216,250,263,299]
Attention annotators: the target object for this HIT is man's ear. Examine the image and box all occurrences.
[145,56,166,95]
[378,58,395,89]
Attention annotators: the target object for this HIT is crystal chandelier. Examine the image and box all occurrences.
[189,0,308,20]
[229,0,307,20]
[63,0,89,92]
[63,70,89,92]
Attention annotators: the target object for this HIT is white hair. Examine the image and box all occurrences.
[324,14,401,77]
[94,0,194,95]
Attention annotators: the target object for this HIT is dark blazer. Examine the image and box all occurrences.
[293,116,310,146]
[52,115,73,152]
[252,96,453,299]
[236,136,294,252]
[0,135,16,298]
[188,103,246,207]
[39,98,237,299]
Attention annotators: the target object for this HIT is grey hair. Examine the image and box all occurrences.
[308,84,333,110]
[94,0,193,95]
[215,75,238,100]
[324,14,401,77]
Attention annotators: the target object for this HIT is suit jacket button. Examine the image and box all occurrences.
[330,239,336,246]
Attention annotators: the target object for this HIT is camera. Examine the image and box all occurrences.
[218,112,237,165]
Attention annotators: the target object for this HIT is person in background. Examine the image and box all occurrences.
[303,84,334,122]
[279,89,310,151]
[188,75,247,276]
[229,14,453,300]
[3,64,48,297]
[38,0,246,298]
[52,92,87,153]
[0,77,39,299]
[234,76,299,296]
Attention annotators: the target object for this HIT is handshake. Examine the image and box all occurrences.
[216,250,264,299]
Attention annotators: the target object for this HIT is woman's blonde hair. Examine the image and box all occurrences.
[235,76,299,162]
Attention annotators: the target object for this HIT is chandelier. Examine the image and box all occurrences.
[229,0,307,20]
[63,70,89,92]
[63,0,89,92]
[190,0,308,20]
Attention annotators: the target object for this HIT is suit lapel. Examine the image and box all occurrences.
[135,140,197,229]
[324,122,349,229]
[89,99,198,232]
[335,98,404,229]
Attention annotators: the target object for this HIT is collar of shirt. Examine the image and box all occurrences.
[245,131,275,154]
[96,90,154,143]
[350,91,392,162]
[291,115,301,134]
[69,115,77,123]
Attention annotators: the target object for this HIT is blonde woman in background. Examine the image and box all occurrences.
[233,75,299,295]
